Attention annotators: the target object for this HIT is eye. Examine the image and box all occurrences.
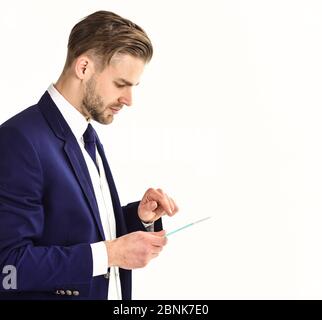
[114,82,126,88]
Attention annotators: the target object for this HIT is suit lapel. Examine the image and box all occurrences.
[64,140,105,239]
[96,140,127,237]
[38,91,105,240]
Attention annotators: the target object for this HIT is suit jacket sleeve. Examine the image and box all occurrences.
[0,126,92,292]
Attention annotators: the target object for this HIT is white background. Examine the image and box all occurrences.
[1,0,322,299]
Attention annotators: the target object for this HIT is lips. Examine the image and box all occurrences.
[110,107,122,114]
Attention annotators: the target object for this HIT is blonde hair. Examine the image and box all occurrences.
[64,10,153,71]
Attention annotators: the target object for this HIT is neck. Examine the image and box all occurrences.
[54,72,89,119]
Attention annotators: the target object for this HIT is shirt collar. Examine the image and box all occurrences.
[47,83,89,142]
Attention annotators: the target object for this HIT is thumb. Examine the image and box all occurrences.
[146,200,158,211]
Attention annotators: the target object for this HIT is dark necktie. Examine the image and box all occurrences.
[83,123,100,173]
[83,123,120,212]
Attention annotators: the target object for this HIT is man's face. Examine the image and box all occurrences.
[82,54,145,125]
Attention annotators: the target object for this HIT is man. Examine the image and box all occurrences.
[0,10,178,300]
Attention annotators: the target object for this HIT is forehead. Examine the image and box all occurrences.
[104,54,145,82]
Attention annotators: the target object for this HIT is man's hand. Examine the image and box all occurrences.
[105,230,167,269]
[138,188,179,223]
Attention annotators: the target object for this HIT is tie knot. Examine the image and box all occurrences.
[83,123,96,143]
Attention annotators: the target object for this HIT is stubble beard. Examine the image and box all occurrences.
[82,76,113,125]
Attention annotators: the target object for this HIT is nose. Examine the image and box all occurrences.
[118,88,133,107]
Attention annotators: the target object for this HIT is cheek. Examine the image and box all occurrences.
[97,82,118,103]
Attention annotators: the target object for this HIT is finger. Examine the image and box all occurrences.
[153,205,166,217]
[150,230,166,237]
[148,232,167,246]
[151,236,167,247]
[146,200,158,211]
[142,189,166,216]
[164,193,176,216]
[141,200,158,215]
[169,197,179,215]
[151,245,163,254]
[148,189,173,216]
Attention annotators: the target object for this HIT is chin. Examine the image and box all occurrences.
[98,115,113,125]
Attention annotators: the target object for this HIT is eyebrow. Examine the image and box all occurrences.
[115,78,140,86]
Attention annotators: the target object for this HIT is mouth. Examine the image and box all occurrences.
[110,106,122,115]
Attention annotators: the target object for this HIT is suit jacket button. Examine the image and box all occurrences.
[59,290,66,295]
[72,290,79,296]
[66,290,72,296]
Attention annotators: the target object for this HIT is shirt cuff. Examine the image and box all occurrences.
[90,241,108,277]
[141,221,155,232]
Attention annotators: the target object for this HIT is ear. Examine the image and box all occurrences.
[74,56,94,80]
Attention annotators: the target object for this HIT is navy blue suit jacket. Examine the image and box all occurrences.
[0,92,162,300]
